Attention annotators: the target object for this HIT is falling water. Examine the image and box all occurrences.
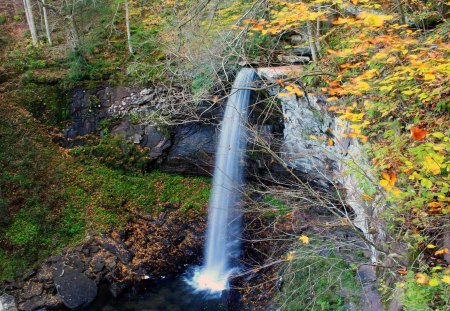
[188,68,256,294]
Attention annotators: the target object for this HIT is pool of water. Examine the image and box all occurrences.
[88,271,236,311]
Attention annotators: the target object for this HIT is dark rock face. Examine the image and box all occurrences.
[4,209,206,310]
[53,267,97,310]
[160,123,217,176]
[111,119,172,159]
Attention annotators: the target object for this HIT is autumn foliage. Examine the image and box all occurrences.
[247,0,449,307]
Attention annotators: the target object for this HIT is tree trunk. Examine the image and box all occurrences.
[306,20,318,64]
[125,0,133,54]
[395,0,406,24]
[315,17,321,53]
[67,13,81,52]
[23,0,38,45]
[42,0,52,45]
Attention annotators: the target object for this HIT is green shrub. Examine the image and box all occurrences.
[279,245,362,311]
[0,15,6,25]
[400,271,450,311]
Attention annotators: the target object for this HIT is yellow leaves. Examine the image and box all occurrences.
[299,235,309,244]
[426,244,436,249]
[423,73,436,81]
[286,251,295,261]
[279,84,304,97]
[415,271,450,287]
[358,12,393,27]
[402,90,416,96]
[380,171,402,196]
[423,156,441,175]
[338,112,364,122]
[416,273,429,285]
[428,278,440,286]
[381,171,397,187]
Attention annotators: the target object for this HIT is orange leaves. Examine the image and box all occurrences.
[332,17,357,25]
[398,268,408,275]
[380,171,402,196]
[381,171,397,187]
[410,127,427,140]
[416,273,429,285]
[327,137,334,146]
[435,248,449,256]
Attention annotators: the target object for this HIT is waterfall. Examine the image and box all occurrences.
[188,68,256,294]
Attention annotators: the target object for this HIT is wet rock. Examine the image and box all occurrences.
[90,257,105,273]
[109,281,128,298]
[53,267,97,310]
[0,294,17,311]
[357,265,377,283]
[101,237,133,265]
[19,294,61,311]
[21,282,43,300]
[160,123,217,176]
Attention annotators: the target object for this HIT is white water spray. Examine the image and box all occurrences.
[188,68,256,294]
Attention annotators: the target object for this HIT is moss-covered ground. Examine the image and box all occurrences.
[0,99,210,282]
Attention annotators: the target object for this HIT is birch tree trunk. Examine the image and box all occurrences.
[125,0,133,54]
[315,17,321,53]
[306,20,318,64]
[67,13,81,52]
[23,0,38,45]
[42,0,52,45]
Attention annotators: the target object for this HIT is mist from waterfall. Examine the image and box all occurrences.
[187,68,256,294]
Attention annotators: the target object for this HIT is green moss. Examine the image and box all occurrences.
[70,135,152,173]
[262,194,289,217]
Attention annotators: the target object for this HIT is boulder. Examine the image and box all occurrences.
[290,35,305,44]
[277,55,310,64]
[0,294,17,311]
[291,46,312,56]
[53,266,98,310]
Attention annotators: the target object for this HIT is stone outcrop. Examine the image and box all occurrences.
[0,294,17,311]
[3,209,206,310]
